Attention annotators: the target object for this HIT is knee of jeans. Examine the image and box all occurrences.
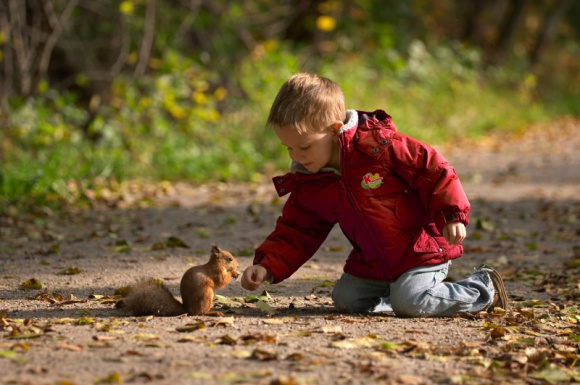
[332,287,353,313]
[391,295,426,318]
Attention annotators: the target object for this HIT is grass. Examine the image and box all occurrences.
[0,44,576,214]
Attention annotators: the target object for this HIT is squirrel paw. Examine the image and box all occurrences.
[205,310,225,317]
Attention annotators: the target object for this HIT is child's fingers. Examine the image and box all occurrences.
[444,223,466,245]
[241,267,261,290]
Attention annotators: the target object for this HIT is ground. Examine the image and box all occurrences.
[1,119,579,385]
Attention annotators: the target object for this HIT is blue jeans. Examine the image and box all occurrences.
[332,262,494,317]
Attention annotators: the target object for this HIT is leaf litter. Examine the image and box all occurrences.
[1,122,579,384]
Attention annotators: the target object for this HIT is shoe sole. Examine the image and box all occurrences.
[478,264,509,311]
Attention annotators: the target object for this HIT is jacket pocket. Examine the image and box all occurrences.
[413,228,442,253]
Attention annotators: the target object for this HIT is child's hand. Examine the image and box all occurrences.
[443,222,466,245]
[241,265,272,291]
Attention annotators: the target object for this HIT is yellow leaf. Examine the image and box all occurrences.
[213,317,235,327]
[318,325,342,334]
[133,333,159,341]
[19,278,42,290]
[176,321,206,333]
[0,350,16,359]
[213,87,227,101]
[316,15,336,32]
[192,91,208,105]
[230,349,252,359]
[37,80,48,93]
[330,336,380,349]
[99,372,122,383]
[186,372,212,380]
[119,1,133,15]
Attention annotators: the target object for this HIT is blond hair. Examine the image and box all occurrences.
[266,73,345,134]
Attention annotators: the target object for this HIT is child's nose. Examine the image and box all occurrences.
[290,150,302,162]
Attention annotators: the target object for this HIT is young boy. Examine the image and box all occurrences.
[241,73,508,317]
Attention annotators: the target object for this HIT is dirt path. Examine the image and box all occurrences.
[1,120,579,385]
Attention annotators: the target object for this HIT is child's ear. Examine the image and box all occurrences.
[330,121,343,135]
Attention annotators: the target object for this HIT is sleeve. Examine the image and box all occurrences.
[389,134,470,232]
[253,193,335,284]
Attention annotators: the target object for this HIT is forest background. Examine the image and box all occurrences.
[1,0,579,213]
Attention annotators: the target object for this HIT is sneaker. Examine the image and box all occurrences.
[476,264,509,312]
[371,297,393,313]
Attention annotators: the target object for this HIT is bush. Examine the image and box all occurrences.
[0,42,566,213]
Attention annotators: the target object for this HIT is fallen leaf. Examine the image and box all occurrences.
[285,330,312,337]
[490,327,506,339]
[212,316,235,327]
[0,350,16,359]
[256,300,275,315]
[176,321,206,332]
[165,236,190,248]
[240,333,276,345]
[262,317,296,325]
[250,348,277,361]
[57,267,83,275]
[98,372,123,383]
[114,240,131,253]
[214,295,240,307]
[177,336,203,343]
[56,344,84,352]
[19,278,42,290]
[530,364,577,383]
[132,333,159,341]
[270,375,297,385]
[186,372,212,380]
[75,317,94,325]
[93,335,121,341]
[331,336,380,349]
[230,350,252,359]
[395,374,425,385]
[284,353,304,361]
[216,335,237,346]
[323,246,344,252]
[318,325,343,334]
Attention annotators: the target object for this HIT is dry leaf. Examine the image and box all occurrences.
[56,344,84,352]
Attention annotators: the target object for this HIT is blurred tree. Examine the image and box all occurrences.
[0,0,79,97]
[528,0,571,65]
[0,0,577,119]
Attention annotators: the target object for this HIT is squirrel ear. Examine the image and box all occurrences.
[210,243,220,254]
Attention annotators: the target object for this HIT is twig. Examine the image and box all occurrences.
[38,0,80,83]
[134,0,157,76]
[111,17,131,76]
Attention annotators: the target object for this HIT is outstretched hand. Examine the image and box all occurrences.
[443,222,466,245]
[241,265,272,291]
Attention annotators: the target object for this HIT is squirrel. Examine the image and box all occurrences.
[115,244,240,316]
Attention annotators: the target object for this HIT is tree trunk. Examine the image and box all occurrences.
[528,0,571,65]
[490,0,526,65]
[462,1,486,45]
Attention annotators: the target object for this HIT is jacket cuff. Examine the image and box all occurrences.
[435,211,469,233]
[253,258,285,284]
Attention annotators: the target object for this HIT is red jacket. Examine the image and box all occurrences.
[254,110,470,282]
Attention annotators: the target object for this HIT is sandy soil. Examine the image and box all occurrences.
[1,119,578,385]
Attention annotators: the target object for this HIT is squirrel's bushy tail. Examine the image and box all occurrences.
[115,281,185,316]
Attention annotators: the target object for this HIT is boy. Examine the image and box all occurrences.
[241,73,508,317]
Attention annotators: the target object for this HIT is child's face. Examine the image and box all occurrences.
[274,124,341,173]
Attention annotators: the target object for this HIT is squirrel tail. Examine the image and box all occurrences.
[116,281,186,316]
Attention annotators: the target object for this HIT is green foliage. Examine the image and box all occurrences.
[0,40,571,213]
